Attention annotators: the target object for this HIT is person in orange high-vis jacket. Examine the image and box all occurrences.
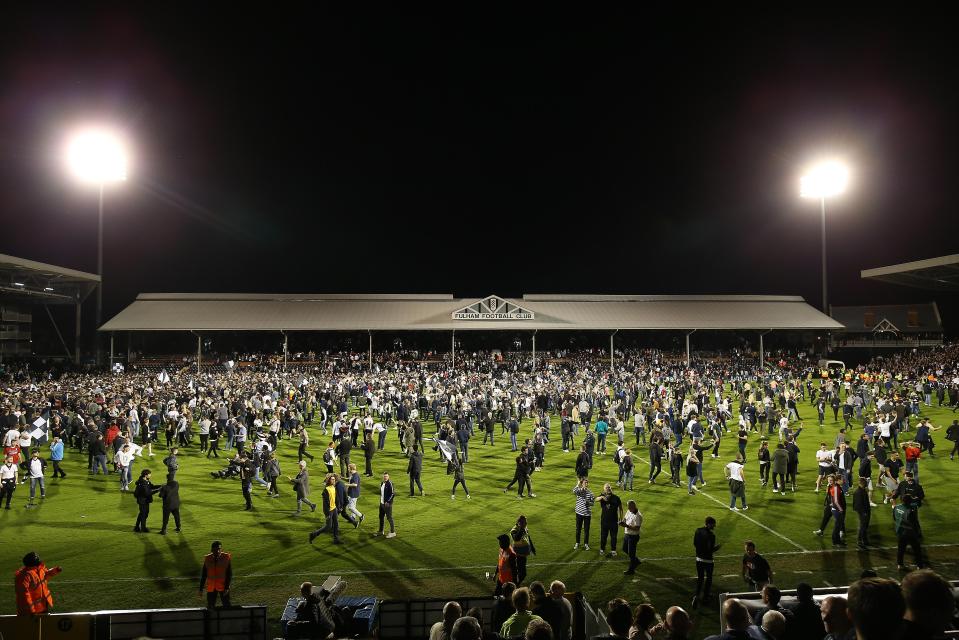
[15,552,62,616]
[198,540,232,608]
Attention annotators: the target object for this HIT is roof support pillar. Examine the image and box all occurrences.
[759,330,772,372]
[610,330,619,373]
[281,330,288,371]
[192,331,201,375]
[43,304,73,361]
[532,330,537,371]
[368,330,372,372]
[451,330,455,370]
[75,297,82,365]
[109,333,115,370]
[685,330,697,368]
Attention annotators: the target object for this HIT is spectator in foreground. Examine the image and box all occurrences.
[628,603,658,640]
[751,586,792,627]
[820,595,853,640]
[899,569,956,640]
[530,581,562,635]
[789,583,825,639]
[703,597,751,640]
[760,610,786,639]
[500,587,542,638]
[649,605,693,640]
[591,597,631,640]
[492,582,516,633]
[526,618,554,640]
[430,601,462,640]
[846,578,905,640]
[451,615,483,640]
[549,580,573,640]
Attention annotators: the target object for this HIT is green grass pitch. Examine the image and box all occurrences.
[2,391,958,637]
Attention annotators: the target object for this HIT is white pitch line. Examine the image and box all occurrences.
[698,489,809,552]
[51,543,959,585]
[634,455,807,551]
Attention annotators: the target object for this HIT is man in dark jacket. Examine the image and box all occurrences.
[163,447,179,483]
[309,474,342,544]
[337,435,352,477]
[406,444,424,496]
[133,469,162,532]
[692,516,720,608]
[159,479,181,534]
[852,477,871,549]
[789,583,825,640]
[505,449,531,496]
[335,474,358,528]
[828,474,847,546]
[648,440,663,483]
[456,422,470,463]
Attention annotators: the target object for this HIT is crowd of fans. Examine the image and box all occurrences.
[3,342,959,639]
[416,569,956,640]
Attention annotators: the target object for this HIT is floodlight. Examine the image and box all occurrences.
[800,161,848,199]
[65,127,128,185]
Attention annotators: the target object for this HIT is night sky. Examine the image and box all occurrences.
[1,8,957,335]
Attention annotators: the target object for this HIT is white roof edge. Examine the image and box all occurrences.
[523,294,806,302]
[0,252,101,282]
[136,293,455,301]
[861,254,959,278]
[101,325,845,332]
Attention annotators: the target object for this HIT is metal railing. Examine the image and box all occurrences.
[0,605,267,640]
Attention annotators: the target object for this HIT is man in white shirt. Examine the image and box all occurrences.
[27,449,46,502]
[1,455,18,509]
[815,443,836,492]
[3,426,20,448]
[115,443,135,491]
[622,501,644,575]
[778,415,790,441]
[724,455,747,511]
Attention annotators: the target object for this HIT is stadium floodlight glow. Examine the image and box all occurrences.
[800,160,848,199]
[44,286,54,291]
[799,158,850,339]
[65,127,128,185]
[13,282,24,287]
[64,124,130,368]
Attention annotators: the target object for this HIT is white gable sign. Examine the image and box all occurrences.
[452,295,534,320]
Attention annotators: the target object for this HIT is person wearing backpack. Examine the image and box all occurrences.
[621,449,634,491]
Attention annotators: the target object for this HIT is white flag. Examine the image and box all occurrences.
[30,418,48,441]
[433,437,457,464]
[158,370,170,384]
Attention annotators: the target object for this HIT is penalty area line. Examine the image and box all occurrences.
[697,489,809,552]
[634,454,807,552]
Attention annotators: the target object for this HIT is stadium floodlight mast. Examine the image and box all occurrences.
[800,160,849,315]
[65,126,129,367]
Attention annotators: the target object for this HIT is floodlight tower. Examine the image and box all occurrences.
[800,160,849,314]
[65,127,129,366]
